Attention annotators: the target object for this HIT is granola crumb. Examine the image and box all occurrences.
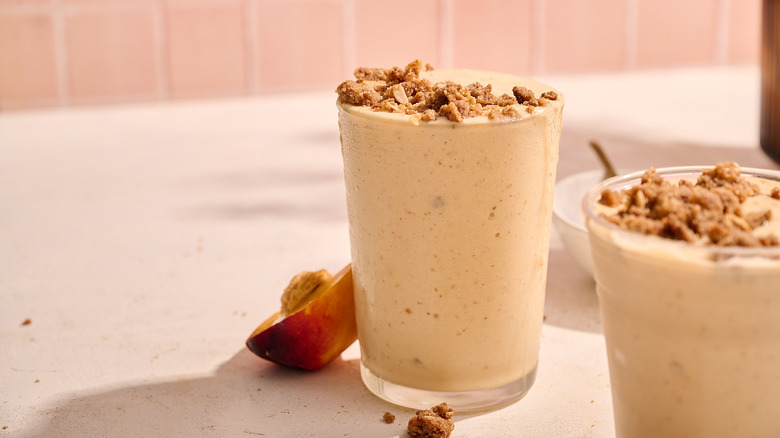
[598,187,624,207]
[501,105,523,119]
[21,318,31,326]
[598,162,779,247]
[383,412,395,424]
[335,80,381,107]
[772,187,780,200]
[336,60,557,122]
[512,86,536,105]
[407,403,454,438]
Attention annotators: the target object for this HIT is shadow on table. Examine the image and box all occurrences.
[23,349,479,438]
[556,129,780,180]
[543,248,601,334]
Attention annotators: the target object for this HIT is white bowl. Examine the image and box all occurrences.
[552,169,605,277]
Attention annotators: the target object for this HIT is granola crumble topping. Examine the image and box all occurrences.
[407,403,455,438]
[598,162,779,247]
[336,60,558,122]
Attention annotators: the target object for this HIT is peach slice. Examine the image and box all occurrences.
[245,264,357,371]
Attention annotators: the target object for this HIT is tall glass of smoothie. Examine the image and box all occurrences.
[583,163,780,437]
[336,61,564,410]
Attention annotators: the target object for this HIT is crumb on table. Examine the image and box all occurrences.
[407,403,454,438]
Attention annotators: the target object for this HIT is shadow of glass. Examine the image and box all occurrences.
[557,128,780,181]
[180,200,348,222]
[544,248,601,334]
[175,166,348,223]
[20,349,430,438]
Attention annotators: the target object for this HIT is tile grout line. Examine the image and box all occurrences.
[52,0,70,107]
[439,0,453,69]
[341,0,357,76]
[531,0,545,74]
[715,0,731,65]
[153,0,170,100]
[245,0,260,94]
[624,0,638,70]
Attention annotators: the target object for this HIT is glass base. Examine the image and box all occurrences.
[359,363,537,412]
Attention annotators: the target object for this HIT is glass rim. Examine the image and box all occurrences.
[581,164,780,256]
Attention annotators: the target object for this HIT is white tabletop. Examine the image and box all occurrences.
[2,66,777,437]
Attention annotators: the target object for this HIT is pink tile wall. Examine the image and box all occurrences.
[166,0,248,98]
[727,0,762,64]
[0,7,59,110]
[256,0,344,93]
[64,1,160,104]
[354,0,440,69]
[543,0,628,73]
[451,0,533,74]
[635,0,720,68]
[0,0,763,111]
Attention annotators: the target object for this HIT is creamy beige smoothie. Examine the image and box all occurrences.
[583,164,780,438]
[337,61,563,410]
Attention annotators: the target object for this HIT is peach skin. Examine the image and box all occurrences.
[246,265,357,371]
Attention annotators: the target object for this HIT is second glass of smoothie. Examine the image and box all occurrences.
[337,61,564,410]
[583,164,780,437]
